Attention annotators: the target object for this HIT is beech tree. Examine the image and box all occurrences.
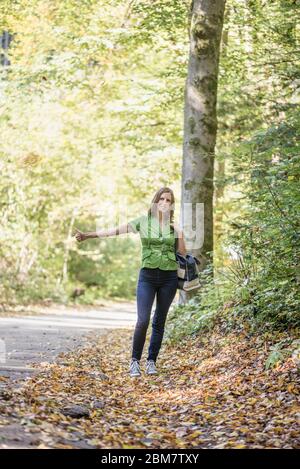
[179,0,226,302]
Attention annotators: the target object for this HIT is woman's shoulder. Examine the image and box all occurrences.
[128,213,148,233]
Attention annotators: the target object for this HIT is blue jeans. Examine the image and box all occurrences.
[131,267,178,362]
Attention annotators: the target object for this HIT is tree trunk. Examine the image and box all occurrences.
[179,0,226,304]
[215,5,230,267]
[61,209,76,285]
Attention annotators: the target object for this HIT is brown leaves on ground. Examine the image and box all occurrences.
[0,327,299,449]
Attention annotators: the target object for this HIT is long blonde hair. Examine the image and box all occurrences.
[147,187,175,227]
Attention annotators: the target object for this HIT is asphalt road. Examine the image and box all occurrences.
[0,302,137,448]
[0,303,137,381]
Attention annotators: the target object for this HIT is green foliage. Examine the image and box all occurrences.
[265,338,300,370]
[223,107,300,328]
[169,108,300,341]
[68,236,140,300]
[0,0,299,337]
[167,0,300,342]
[165,264,231,344]
[0,0,188,305]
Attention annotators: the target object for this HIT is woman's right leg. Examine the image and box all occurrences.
[131,269,157,361]
[147,271,178,363]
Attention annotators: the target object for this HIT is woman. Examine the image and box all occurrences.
[73,187,187,378]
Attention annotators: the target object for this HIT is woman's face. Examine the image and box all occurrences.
[157,192,172,214]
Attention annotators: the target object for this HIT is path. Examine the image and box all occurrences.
[0,302,136,381]
[0,302,137,448]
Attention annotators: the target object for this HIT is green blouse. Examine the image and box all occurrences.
[128,214,178,271]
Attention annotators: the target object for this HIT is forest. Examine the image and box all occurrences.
[0,0,299,451]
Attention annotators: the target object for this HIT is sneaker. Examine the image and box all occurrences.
[146,359,158,375]
[129,359,141,377]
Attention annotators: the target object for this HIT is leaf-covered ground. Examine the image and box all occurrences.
[0,326,299,449]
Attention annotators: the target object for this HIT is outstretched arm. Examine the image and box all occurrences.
[73,223,135,242]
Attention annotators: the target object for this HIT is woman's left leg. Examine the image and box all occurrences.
[147,272,177,362]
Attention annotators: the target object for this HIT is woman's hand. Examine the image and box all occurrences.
[72,228,88,243]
